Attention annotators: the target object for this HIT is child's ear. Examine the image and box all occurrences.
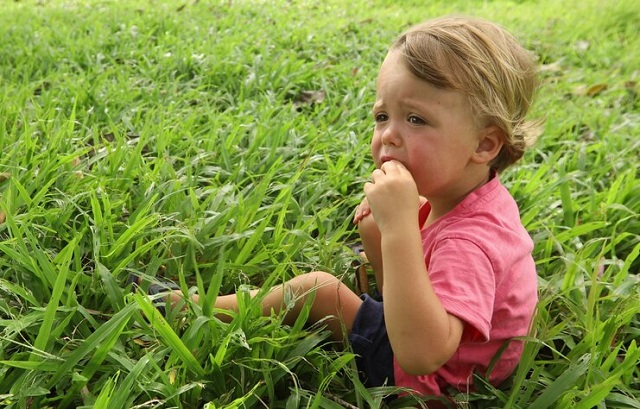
[472,126,504,165]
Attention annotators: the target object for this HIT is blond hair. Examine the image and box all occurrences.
[391,16,541,172]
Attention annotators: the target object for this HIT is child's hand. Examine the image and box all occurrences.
[364,160,421,232]
[353,198,373,224]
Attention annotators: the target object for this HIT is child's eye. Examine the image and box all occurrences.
[374,113,389,123]
[408,115,426,125]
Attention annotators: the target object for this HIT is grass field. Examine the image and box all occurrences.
[0,0,639,407]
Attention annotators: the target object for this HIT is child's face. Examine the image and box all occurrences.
[371,50,485,199]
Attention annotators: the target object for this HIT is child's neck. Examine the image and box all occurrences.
[423,169,492,228]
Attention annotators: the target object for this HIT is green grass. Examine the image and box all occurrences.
[0,0,638,407]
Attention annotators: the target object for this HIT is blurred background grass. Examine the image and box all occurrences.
[0,0,638,407]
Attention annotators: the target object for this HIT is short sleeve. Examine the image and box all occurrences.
[426,238,495,342]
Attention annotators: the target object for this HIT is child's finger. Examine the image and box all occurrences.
[380,159,407,174]
[353,204,362,224]
[353,204,371,224]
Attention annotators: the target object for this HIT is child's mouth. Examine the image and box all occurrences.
[380,155,395,164]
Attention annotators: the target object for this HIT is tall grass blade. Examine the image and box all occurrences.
[47,303,136,388]
[133,292,205,377]
[32,234,81,357]
[529,354,591,409]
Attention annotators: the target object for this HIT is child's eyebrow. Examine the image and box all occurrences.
[372,100,385,112]
[372,97,444,117]
[401,95,441,109]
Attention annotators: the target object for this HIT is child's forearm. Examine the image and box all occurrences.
[355,197,426,293]
[381,226,463,375]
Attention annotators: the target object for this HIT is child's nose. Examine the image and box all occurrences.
[381,122,401,146]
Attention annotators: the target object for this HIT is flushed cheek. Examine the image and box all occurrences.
[405,151,433,182]
[405,147,427,169]
[370,138,382,168]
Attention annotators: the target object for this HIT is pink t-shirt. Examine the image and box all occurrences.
[393,174,538,396]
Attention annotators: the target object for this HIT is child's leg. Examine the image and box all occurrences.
[357,213,384,293]
[170,271,363,342]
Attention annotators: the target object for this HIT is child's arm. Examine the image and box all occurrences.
[364,161,464,375]
[354,196,427,294]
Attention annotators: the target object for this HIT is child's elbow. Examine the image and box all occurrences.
[395,352,450,376]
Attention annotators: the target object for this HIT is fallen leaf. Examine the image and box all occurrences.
[586,83,608,96]
[539,60,563,73]
[0,173,10,182]
[292,90,326,109]
[573,83,608,97]
[133,338,148,346]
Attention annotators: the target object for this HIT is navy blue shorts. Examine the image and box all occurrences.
[349,293,394,387]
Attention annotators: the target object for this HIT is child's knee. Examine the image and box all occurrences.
[305,271,341,288]
[358,213,380,242]
[282,272,342,306]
